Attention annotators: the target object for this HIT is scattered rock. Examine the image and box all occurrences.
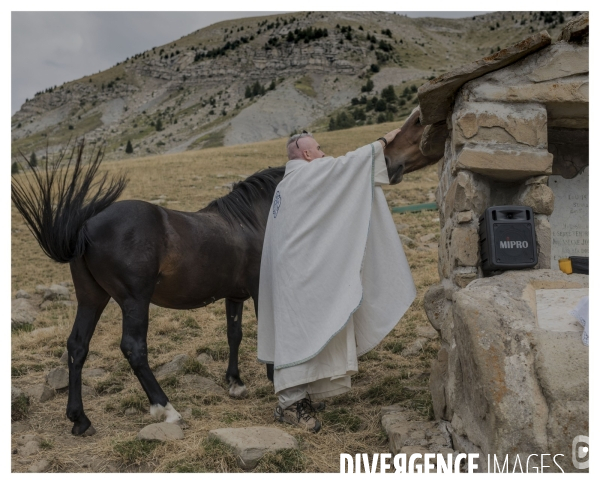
[24,385,55,403]
[11,298,38,328]
[29,326,57,338]
[181,407,193,420]
[81,385,96,398]
[395,223,409,233]
[16,290,31,299]
[28,459,50,473]
[401,338,429,357]
[399,234,415,248]
[40,300,73,310]
[16,434,40,446]
[181,374,227,396]
[208,427,298,470]
[12,422,29,434]
[416,325,439,340]
[137,422,184,442]
[42,284,70,302]
[419,233,437,243]
[124,408,138,416]
[59,351,68,365]
[155,354,190,378]
[59,280,73,287]
[12,386,24,403]
[196,353,213,364]
[82,368,107,379]
[20,440,40,457]
[35,285,49,294]
[46,367,69,390]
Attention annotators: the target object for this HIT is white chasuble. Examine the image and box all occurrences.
[257,141,416,395]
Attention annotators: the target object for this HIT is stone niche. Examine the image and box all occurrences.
[418,13,589,472]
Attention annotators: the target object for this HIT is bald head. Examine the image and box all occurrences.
[286,132,326,162]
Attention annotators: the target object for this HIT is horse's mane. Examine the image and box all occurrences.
[205,166,285,229]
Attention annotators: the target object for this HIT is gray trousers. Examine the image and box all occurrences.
[278,384,309,409]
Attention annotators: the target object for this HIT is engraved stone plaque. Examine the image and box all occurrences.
[548,166,588,270]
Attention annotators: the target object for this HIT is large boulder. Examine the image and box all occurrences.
[208,427,298,470]
[437,270,588,472]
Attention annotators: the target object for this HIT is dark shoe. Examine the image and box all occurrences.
[274,398,321,433]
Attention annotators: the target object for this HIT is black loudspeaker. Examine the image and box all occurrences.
[479,206,537,271]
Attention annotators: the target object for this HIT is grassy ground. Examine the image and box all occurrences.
[11,121,441,473]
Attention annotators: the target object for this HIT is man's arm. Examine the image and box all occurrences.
[377,128,402,149]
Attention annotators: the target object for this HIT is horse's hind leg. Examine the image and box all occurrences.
[225,298,248,398]
[67,258,110,436]
[119,298,182,423]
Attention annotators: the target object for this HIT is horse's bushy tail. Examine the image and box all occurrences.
[11,142,127,263]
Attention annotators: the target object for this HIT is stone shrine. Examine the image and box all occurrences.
[416,13,589,472]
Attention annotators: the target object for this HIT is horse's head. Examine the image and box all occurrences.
[384,107,442,184]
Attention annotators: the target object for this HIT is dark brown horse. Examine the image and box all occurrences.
[11,108,439,436]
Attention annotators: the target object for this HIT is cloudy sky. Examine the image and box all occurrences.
[11,11,492,115]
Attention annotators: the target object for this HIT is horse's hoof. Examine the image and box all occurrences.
[71,418,93,436]
[229,382,248,399]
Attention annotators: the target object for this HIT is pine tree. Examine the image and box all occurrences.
[11,161,19,174]
[361,79,374,92]
[155,118,163,131]
[30,152,37,167]
[381,85,397,103]
[125,140,133,154]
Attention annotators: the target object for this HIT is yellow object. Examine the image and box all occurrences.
[559,258,573,274]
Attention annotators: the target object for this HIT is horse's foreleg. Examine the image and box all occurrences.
[67,259,110,436]
[225,298,248,398]
[120,299,182,423]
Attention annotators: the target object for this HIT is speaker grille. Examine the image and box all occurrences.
[493,223,536,265]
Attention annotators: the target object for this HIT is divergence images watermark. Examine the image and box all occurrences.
[340,438,589,474]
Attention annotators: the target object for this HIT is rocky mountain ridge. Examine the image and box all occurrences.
[11,11,575,162]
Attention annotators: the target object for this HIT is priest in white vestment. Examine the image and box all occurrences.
[257,129,416,432]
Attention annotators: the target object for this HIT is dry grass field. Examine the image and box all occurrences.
[11,121,441,473]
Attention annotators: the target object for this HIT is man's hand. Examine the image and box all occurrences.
[378,128,401,148]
